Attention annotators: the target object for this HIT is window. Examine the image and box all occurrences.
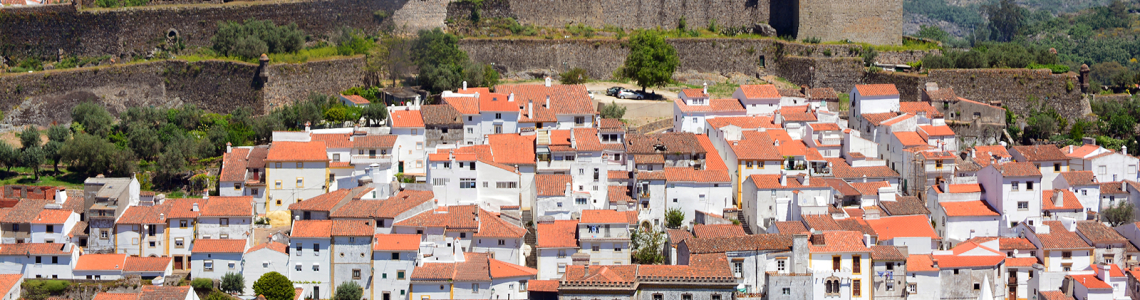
[852,279,861,297]
[1054,163,1061,172]
[100,230,109,239]
[460,178,476,189]
[51,256,57,264]
[832,256,841,271]
[886,282,895,291]
[1082,189,1087,196]
[483,182,489,188]
[496,182,518,188]
[1017,201,1029,210]
[519,280,527,292]
[682,295,692,300]
[825,279,840,295]
[653,294,663,300]
[886,262,894,270]
[204,260,214,271]
[397,270,406,279]
[1062,251,1072,259]
[1026,181,1034,191]
[973,283,980,290]
[494,124,503,134]
[275,180,282,189]
[312,264,320,271]
[734,261,744,275]
[852,255,861,274]
[149,241,156,248]
[391,252,400,260]
[782,288,791,295]
[313,243,320,256]
[295,263,302,271]
[220,218,229,227]
[179,220,188,228]
[296,177,304,188]
[416,142,423,150]
[592,245,600,252]
[432,178,448,186]
[1063,264,1072,271]
[35,256,41,264]
[175,238,185,248]
[229,262,236,269]
[576,198,588,205]
[909,283,917,293]
[558,250,567,258]
[575,117,585,125]
[1011,181,1019,191]
[498,239,506,246]
[614,245,621,251]
[416,160,423,168]
[558,263,567,274]
[472,283,480,292]
[275,162,281,169]
[777,259,786,272]
[352,269,361,279]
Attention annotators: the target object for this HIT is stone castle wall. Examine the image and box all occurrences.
[0,57,363,126]
[795,0,903,45]
[865,69,1086,120]
[0,0,403,59]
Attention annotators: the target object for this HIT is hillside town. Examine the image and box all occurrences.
[0,77,1133,300]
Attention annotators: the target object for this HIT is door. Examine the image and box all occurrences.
[383,292,391,300]
[398,161,404,173]
[174,256,183,269]
[313,286,319,299]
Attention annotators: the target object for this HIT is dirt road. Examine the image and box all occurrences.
[584,82,674,127]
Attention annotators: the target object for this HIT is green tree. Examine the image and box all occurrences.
[60,133,126,176]
[19,126,40,150]
[665,207,685,229]
[622,31,679,92]
[221,272,245,294]
[21,146,44,181]
[127,126,163,161]
[204,291,233,300]
[1104,201,1135,227]
[600,101,627,119]
[333,281,363,300]
[44,125,69,174]
[412,28,470,93]
[71,102,114,137]
[253,272,295,300]
[632,226,665,264]
[212,19,305,59]
[984,0,1026,42]
[191,278,213,290]
[862,46,879,67]
[916,25,950,43]
[362,103,389,126]
[559,68,590,85]
[0,142,17,172]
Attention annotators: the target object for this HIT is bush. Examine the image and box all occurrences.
[221,272,245,294]
[333,281,364,300]
[600,101,627,119]
[559,68,590,85]
[1028,63,1070,74]
[253,272,295,300]
[191,278,214,290]
[212,19,306,59]
[665,207,685,229]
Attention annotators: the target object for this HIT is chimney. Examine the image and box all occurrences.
[792,234,809,273]
[780,171,787,186]
[528,99,534,117]
[192,203,199,212]
[863,233,873,247]
[545,95,550,108]
[703,82,708,95]
[799,175,810,186]
[970,148,976,158]
[932,258,939,269]
[545,77,552,87]
[774,110,783,125]
[1054,190,1063,207]
[462,81,467,91]
[304,122,311,132]
[226,142,232,153]
[508,93,515,102]
[565,182,572,199]
[1123,145,1128,155]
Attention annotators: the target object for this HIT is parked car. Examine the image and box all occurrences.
[605,86,623,97]
[616,89,645,99]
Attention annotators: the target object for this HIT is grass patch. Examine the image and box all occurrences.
[678,81,740,98]
[0,167,86,189]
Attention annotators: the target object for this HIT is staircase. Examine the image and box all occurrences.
[522,209,538,268]
[739,213,756,235]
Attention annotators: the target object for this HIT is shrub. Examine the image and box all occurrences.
[665,207,685,229]
[600,101,627,119]
[191,278,214,290]
[253,272,295,300]
[212,19,306,59]
[1028,63,1070,74]
[559,68,590,85]
[333,281,364,300]
[221,272,245,294]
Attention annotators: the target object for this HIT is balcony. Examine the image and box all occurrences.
[351,155,392,165]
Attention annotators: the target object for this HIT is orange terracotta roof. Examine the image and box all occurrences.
[809,123,841,131]
[637,253,734,279]
[266,141,328,162]
[994,162,1041,177]
[332,219,374,236]
[201,196,253,216]
[1040,291,1074,300]
[682,88,709,98]
[674,99,745,113]
[899,102,942,118]
[773,221,809,234]
[0,243,70,255]
[220,148,251,182]
[946,184,982,193]
[478,92,519,112]
[1004,257,1038,267]
[352,135,398,149]
[536,220,578,248]
[738,84,780,99]
[1011,145,1069,162]
[1042,189,1083,211]
[291,220,333,238]
[1069,274,1111,289]
[75,254,127,271]
[494,84,596,115]
[863,112,901,126]
[528,280,559,292]
[488,257,538,278]
[310,133,352,149]
[906,254,938,272]
[474,208,527,238]
[139,286,193,300]
[802,215,843,232]
[749,174,830,190]
[290,189,353,212]
[1036,221,1092,249]
[855,84,899,97]
[808,231,871,253]
[562,265,638,284]
[31,209,72,224]
[581,209,629,224]
[373,234,421,251]
[778,105,817,122]
[880,114,914,126]
[941,201,999,217]
[931,254,1004,268]
[599,118,625,131]
[390,110,425,128]
[692,224,747,238]
[731,131,781,160]
[707,116,779,129]
[489,134,536,165]
[1060,171,1098,186]
[865,215,940,241]
[849,181,891,196]
[1063,145,1102,159]
[918,125,954,137]
[341,94,370,105]
[536,174,571,197]
[124,256,172,272]
[572,128,604,152]
[443,96,480,115]
[664,167,730,183]
[192,239,247,253]
[246,241,288,254]
[965,237,1038,250]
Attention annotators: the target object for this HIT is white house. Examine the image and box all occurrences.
[850,84,900,129]
[808,231,873,300]
[578,209,632,265]
[1054,171,1101,215]
[535,220,578,280]
[389,109,428,180]
[114,205,168,257]
[0,243,79,279]
[189,239,247,280]
[123,256,174,279]
[740,173,832,233]
[733,84,782,115]
[330,219,374,296]
[218,145,269,208]
[905,254,941,300]
[0,274,22,300]
[165,198,205,272]
[197,196,254,241]
[265,141,330,213]
[74,253,127,280]
[290,220,333,299]
[1021,220,1093,273]
[29,209,78,244]
[978,162,1043,235]
[241,242,289,295]
[409,252,536,300]
[1010,145,1071,191]
[372,233,420,300]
